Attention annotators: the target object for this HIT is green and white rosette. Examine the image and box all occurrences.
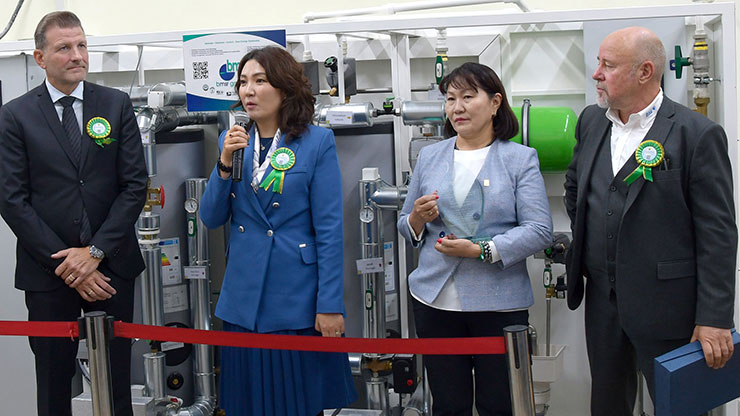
[259,147,296,193]
[624,140,664,185]
[86,117,116,148]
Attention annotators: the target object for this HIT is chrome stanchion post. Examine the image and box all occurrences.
[80,311,114,416]
[505,324,536,416]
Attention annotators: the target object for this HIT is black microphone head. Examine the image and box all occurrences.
[234,111,250,127]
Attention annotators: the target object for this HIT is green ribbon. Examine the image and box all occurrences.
[624,165,654,185]
[259,169,285,193]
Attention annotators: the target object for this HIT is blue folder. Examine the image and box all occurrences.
[654,330,740,416]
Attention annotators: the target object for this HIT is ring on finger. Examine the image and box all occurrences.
[87,289,94,296]
[66,275,75,282]
[427,210,433,216]
[335,331,341,336]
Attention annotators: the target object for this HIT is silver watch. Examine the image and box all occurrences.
[89,245,105,260]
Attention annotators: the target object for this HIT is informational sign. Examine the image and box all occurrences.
[384,241,395,291]
[163,284,188,314]
[184,266,207,280]
[159,238,182,285]
[183,30,286,111]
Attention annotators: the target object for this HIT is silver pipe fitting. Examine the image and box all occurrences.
[143,352,167,400]
[138,212,165,327]
[371,185,408,211]
[83,312,115,416]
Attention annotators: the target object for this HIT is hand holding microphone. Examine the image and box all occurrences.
[220,112,250,180]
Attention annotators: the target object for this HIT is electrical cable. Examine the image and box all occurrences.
[0,0,26,41]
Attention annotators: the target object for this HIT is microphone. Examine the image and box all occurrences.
[231,111,250,182]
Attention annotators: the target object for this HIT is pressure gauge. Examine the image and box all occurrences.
[359,206,375,223]
[184,198,198,214]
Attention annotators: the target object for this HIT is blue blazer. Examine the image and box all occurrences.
[200,124,344,333]
[398,138,552,311]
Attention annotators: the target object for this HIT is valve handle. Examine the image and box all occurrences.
[159,185,165,209]
[672,45,692,79]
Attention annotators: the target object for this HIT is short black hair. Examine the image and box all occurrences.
[34,11,84,50]
[439,62,518,141]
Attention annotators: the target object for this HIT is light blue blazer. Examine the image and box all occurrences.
[200,124,344,333]
[398,137,553,311]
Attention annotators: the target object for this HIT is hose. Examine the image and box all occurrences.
[0,0,25,41]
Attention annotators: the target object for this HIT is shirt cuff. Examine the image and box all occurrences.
[407,216,425,242]
[489,239,501,263]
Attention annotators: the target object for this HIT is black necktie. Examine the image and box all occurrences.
[58,96,92,244]
[58,96,81,163]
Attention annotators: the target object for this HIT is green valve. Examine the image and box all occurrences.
[673,45,691,79]
[435,54,447,84]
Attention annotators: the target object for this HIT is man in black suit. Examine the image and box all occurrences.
[565,26,735,414]
[0,11,147,416]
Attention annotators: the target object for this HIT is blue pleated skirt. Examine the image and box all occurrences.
[219,321,358,416]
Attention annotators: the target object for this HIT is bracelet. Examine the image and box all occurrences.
[478,241,485,261]
[484,241,493,263]
[217,158,233,173]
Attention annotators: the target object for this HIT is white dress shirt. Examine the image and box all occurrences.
[607,89,664,176]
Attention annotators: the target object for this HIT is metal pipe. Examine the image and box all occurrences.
[546,298,551,357]
[360,168,391,416]
[177,178,217,416]
[303,0,530,23]
[505,324,536,416]
[366,378,390,415]
[360,169,386,341]
[138,212,164,327]
[348,352,363,376]
[371,186,408,210]
[143,352,167,399]
[521,99,531,147]
[83,311,114,416]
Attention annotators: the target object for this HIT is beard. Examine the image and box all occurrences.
[596,88,609,109]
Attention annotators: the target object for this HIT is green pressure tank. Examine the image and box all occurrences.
[510,102,577,172]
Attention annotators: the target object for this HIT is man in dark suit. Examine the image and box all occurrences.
[565,26,736,414]
[0,11,147,416]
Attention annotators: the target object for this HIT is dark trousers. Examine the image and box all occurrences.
[25,272,135,416]
[412,297,528,416]
[584,280,689,416]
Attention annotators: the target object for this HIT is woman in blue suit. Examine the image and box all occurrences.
[398,62,552,416]
[200,46,357,416]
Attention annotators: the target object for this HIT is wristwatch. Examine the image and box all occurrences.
[89,245,105,260]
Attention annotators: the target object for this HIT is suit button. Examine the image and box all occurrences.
[238,226,244,233]
[79,180,84,186]
[231,192,236,199]
[73,219,80,224]
[606,210,613,216]
[472,212,480,220]
[607,233,613,239]
[607,256,615,262]
[272,202,280,209]
[266,230,273,237]
[609,185,617,192]
[609,276,616,282]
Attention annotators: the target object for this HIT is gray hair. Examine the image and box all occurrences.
[34,11,84,50]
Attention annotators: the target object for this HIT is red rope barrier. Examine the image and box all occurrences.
[0,320,78,339]
[0,320,506,355]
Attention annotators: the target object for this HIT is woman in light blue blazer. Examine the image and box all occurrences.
[398,62,552,416]
[199,47,356,416]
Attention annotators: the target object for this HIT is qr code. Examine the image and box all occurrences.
[193,61,209,79]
